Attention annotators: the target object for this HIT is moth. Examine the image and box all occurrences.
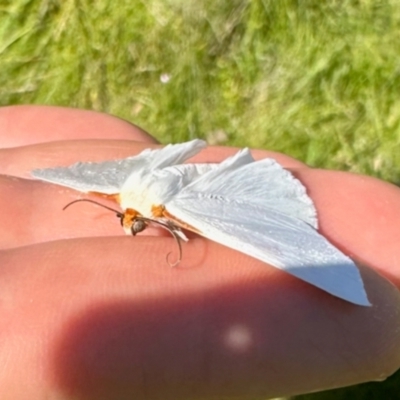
[32,139,370,306]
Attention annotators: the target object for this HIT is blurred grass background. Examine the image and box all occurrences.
[1,0,399,398]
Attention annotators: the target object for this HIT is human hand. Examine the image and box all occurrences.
[0,105,399,400]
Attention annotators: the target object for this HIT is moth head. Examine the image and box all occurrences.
[120,208,147,236]
[62,199,183,267]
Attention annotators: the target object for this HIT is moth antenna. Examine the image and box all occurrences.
[166,231,183,267]
[140,217,183,267]
[63,201,184,265]
[63,199,123,217]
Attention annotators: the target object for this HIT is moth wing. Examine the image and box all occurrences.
[32,156,145,194]
[178,148,318,228]
[31,139,207,194]
[160,163,218,187]
[145,139,206,170]
[166,197,370,306]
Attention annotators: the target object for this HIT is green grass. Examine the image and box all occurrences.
[1,0,399,398]
[2,1,400,182]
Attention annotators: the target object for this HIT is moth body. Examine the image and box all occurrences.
[119,168,182,218]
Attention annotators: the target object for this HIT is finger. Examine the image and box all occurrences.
[0,237,398,399]
[0,175,124,249]
[0,139,305,179]
[0,105,157,148]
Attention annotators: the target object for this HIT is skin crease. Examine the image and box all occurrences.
[0,106,399,399]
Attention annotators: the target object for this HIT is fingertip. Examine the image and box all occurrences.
[356,264,400,380]
[0,105,158,147]
[295,169,400,289]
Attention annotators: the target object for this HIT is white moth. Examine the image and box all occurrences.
[32,139,370,306]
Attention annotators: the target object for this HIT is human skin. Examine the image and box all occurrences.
[0,105,399,400]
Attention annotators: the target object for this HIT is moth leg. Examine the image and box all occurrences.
[162,208,202,235]
[151,204,166,218]
[164,220,188,242]
[151,204,191,240]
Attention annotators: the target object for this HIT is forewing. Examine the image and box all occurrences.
[146,139,206,169]
[32,139,207,194]
[32,156,146,194]
[166,197,370,306]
